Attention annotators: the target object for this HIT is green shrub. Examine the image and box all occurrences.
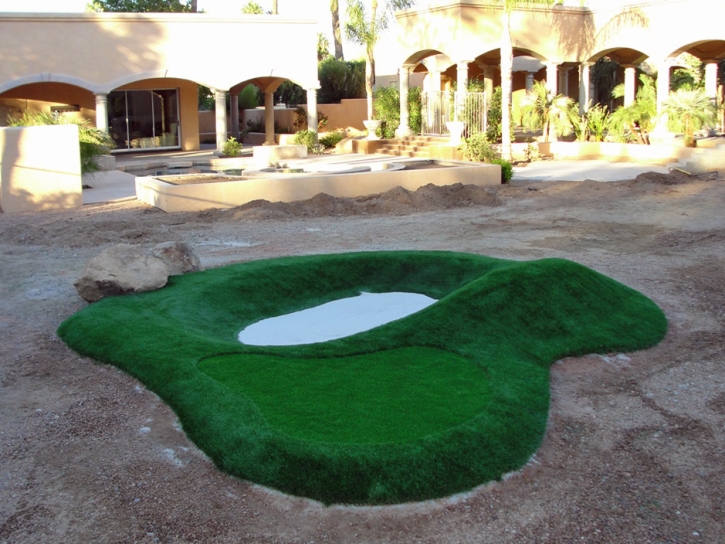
[246,118,265,133]
[491,158,513,183]
[9,110,113,176]
[485,86,514,144]
[459,133,498,162]
[318,58,366,104]
[524,142,542,162]
[238,85,261,110]
[222,137,242,157]
[373,84,423,139]
[293,129,323,153]
[319,131,345,149]
[274,80,306,106]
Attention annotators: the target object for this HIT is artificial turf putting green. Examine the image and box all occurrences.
[57,251,667,505]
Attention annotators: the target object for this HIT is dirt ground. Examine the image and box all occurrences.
[1,172,723,543]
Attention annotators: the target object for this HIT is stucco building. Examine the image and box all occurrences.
[0,12,319,153]
[390,0,724,136]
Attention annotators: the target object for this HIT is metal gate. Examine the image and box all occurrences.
[421,91,488,136]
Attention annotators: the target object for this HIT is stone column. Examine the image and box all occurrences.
[525,72,535,91]
[656,60,671,115]
[623,65,637,107]
[558,67,571,97]
[264,91,275,145]
[306,88,318,138]
[214,89,228,152]
[705,61,719,103]
[456,61,470,121]
[230,92,240,140]
[95,93,109,132]
[429,69,442,92]
[579,63,593,114]
[395,66,414,138]
[546,62,559,95]
[482,66,496,98]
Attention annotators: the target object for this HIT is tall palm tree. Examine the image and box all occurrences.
[493,0,554,159]
[272,0,278,14]
[331,0,344,60]
[346,0,415,120]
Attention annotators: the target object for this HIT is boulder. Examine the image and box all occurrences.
[74,244,168,303]
[151,241,203,276]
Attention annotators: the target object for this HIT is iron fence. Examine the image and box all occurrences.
[421,91,488,136]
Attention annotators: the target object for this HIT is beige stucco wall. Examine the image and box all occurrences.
[0,13,319,94]
[0,124,82,213]
[136,161,500,213]
[395,0,724,69]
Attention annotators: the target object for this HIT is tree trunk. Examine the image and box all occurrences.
[500,11,513,160]
[366,0,379,120]
[272,0,278,14]
[189,0,197,12]
[331,0,344,60]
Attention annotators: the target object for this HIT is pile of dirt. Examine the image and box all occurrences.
[632,169,703,185]
[223,183,502,220]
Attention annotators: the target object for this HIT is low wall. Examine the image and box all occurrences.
[135,160,500,213]
[536,141,696,164]
[0,124,82,213]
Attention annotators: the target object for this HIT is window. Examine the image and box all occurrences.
[108,89,180,151]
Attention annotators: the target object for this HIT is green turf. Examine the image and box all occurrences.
[199,347,490,444]
[57,251,667,505]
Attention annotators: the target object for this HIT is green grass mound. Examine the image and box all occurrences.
[57,251,667,505]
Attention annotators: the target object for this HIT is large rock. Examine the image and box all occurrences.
[74,242,203,303]
[151,241,203,276]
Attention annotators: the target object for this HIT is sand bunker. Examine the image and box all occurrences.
[238,292,436,346]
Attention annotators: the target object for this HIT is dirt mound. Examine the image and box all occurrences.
[632,169,699,185]
[224,183,502,220]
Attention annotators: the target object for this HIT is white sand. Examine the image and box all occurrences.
[238,292,437,346]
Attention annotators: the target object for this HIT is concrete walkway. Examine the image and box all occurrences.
[511,159,669,182]
[82,151,672,205]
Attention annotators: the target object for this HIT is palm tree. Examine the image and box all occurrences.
[492,0,554,160]
[331,0,344,60]
[520,80,573,141]
[609,74,656,145]
[662,89,717,147]
[272,0,278,14]
[346,0,415,120]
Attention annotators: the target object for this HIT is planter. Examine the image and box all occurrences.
[446,121,465,146]
[363,120,381,141]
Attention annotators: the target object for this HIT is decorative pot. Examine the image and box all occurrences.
[363,120,382,141]
[446,121,465,146]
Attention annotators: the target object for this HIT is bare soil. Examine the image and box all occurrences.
[1,172,724,543]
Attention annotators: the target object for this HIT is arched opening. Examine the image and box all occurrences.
[586,47,649,110]
[0,82,95,127]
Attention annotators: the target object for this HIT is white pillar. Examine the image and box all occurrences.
[558,67,571,97]
[579,63,592,114]
[546,62,559,95]
[230,92,240,140]
[705,61,718,103]
[94,93,108,132]
[456,61,469,122]
[395,66,413,138]
[214,89,228,152]
[429,69,442,92]
[525,72,535,91]
[264,91,275,145]
[656,60,671,115]
[623,65,637,107]
[306,88,318,137]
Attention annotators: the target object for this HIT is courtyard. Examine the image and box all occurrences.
[1,168,723,541]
